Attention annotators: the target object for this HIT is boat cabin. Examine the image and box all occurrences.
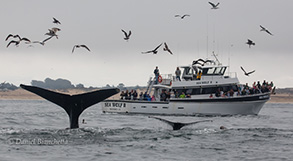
[181,65,227,81]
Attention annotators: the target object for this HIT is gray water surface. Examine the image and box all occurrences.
[0,100,292,161]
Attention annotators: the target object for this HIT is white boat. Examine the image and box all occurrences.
[102,58,271,116]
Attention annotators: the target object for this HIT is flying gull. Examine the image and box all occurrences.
[121,29,131,41]
[260,25,273,36]
[45,27,61,39]
[246,39,255,48]
[149,116,213,130]
[6,40,20,48]
[6,37,31,48]
[208,2,220,9]
[163,42,173,55]
[5,34,21,41]
[141,43,162,54]
[53,17,61,25]
[192,59,215,66]
[5,34,30,43]
[72,45,91,53]
[240,66,255,76]
[175,14,190,19]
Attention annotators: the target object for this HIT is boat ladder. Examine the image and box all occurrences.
[146,77,155,94]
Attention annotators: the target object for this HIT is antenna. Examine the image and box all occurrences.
[212,51,221,65]
[206,14,209,58]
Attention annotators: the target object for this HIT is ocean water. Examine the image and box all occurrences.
[0,100,293,161]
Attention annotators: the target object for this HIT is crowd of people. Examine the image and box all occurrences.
[212,80,274,98]
[120,90,155,101]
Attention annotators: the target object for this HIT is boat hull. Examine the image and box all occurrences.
[101,93,270,116]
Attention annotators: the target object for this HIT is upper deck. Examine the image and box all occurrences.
[158,59,239,89]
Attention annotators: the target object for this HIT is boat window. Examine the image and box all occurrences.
[178,107,184,109]
[202,87,218,94]
[186,89,192,95]
[184,67,193,75]
[214,67,221,74]
[220,67,227,75]
[202,67,214,75]
[162,107,168,109]
[152,106,158,108]
[141,106,147,108]
[191,88,201,95]
[219,85,238,92]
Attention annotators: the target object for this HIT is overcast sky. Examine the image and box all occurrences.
[1,0,292,88]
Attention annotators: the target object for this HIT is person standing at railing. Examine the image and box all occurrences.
[154,66,160,84]
[175,67,181,81]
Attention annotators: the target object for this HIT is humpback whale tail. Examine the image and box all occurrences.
[149,116,213,130]
[20,84,119,129]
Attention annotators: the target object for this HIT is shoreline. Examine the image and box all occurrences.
[0,89,292,103]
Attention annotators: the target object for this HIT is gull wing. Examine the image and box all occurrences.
[121,29,128,37]
[43,36,53,43]
[72,45,77,53]
[209,2,216,7]
[5,34,13,41]
[240,66,247,74]
[247,70,255,75]
[153,43,162,51]
[81,45,91,52]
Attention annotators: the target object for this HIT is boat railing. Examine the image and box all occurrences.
[224,72,237,79]
[160,74,173,85]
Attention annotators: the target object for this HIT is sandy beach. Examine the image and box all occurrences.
[0,88,292,103]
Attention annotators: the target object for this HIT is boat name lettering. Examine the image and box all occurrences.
[104,102,126,107]
[196,81,211,85]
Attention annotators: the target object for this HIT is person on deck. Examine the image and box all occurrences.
[154,66,160,84]
[175,67,181,81]
[179,92,186,98]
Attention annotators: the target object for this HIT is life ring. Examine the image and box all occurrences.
[158,75,163,83]
[170,81,172,86]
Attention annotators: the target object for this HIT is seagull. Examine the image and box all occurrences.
[5,34,21,41]
[163,42,173,55]
[53,17,61,25]
[121,29,131,41]
[260,25,273,36]
[240,66,255,76]
[45,28,61,39]
[208,2,220,9]
[141,43,162,54]
[72,45,91,53]
[5,34,30,43]
[246,39,255,48]
[33,36,53,46]
[6,37,31,48]
[6,40,20,48]
[149,116,213,130]
[175,14,190,19]
[192,59,215,66]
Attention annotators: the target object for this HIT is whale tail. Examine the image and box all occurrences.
[20,84,119,129]
[149,116,213,130]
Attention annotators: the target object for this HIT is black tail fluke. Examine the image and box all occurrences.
[149,116,213,130]
[20,84,119,129]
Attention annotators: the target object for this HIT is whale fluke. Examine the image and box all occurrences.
[149,116,213,130]
[20,84,119,129]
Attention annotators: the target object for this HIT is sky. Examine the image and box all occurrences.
[1,0,292,88]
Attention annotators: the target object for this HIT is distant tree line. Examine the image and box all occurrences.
[0,78,146,91]
[0,82,18,91]
[31,78,78,89]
